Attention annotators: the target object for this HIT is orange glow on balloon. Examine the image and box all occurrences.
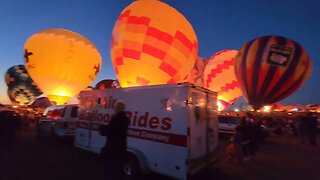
[111,0,198,87]
[24,29,102,105]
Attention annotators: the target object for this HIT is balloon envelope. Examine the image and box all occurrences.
[235,36,312,110]
[5,65,42,105]
[111,0,198,87]
[183,57,207,87]
[24,28,102,105]
[204,50,242,108]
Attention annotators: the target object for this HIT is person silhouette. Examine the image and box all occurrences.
[99,102,130,180]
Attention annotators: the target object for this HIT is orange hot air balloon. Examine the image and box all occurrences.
[204,50,242,109]
[111,0,198,87]
[24,28,102,105]
[235,36,312,110]
[183,57,207,87]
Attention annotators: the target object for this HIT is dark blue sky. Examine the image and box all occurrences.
[0,0,319,104]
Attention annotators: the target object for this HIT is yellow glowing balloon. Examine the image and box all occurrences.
[24,28,102,105]
[111,0,198,87]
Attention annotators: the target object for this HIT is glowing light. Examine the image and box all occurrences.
[234,108,239,112]
[217,100,226,111]
[263,105,271,112]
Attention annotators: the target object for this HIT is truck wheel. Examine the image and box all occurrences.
[124,152,141,179]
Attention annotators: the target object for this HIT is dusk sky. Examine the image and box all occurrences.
[0,0,319,105]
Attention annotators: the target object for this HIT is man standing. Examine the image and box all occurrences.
[99,102,130,180]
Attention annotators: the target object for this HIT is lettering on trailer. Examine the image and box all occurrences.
[128,128,187,147]
[76,122,187,147]
[79,110,172,131]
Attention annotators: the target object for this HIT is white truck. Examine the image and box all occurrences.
[38,104,79,139]
[74,83,219,179]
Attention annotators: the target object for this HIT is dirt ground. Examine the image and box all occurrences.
[0,128,319,180]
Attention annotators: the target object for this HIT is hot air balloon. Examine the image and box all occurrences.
[235,36,312,110]
[24,28,102,105]
[7,88,19,106]
[203,50,242,110]
[111,0,198,87]
[183,57,207,87]
[5,65,42,105]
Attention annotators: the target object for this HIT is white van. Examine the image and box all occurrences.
[75,83,219,179]
[37,104,79,139]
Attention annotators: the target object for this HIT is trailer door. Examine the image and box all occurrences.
[187,88,209,174]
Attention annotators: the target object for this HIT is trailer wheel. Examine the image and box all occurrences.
[124,152,141,179]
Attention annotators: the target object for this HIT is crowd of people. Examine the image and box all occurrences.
[226,112,319,165]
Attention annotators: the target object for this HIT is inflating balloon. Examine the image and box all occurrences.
[111,0,198,87]
[183,57,207,87]
[5,65,42,105]
[204,50,242,108]
[24,28,102,105]
[235,36,312,110]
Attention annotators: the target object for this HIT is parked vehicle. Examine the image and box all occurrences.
[74,83,219,179]
[218,115,241,134]
[37,104,78,139]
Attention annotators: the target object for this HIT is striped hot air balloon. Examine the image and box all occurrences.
[204,50,242,110]
[235,36,312,110]
[111,0,198,87]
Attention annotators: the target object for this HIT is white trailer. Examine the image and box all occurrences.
[74,83,218,179]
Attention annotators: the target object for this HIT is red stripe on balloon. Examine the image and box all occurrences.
[123,48,141,60]
[175,31,194,51]
[142,44,166,59]
[160,62,177,76]
[228,97,238,105]
[213,50,230,56]
[115,57,123,65]
[136,77,150,86]
[264,67,281,97]
[127,16,151,26]
[118,10,131,20]
[147,27,173,45]
[219,80,239,93]
[205,58,234,87]
[167,78,176,84]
